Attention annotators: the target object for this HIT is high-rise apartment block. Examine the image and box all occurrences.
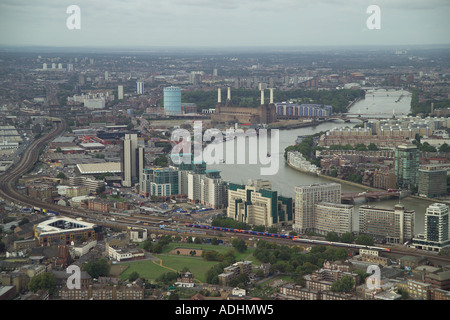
[394,144,420,190]
[121,134,144,187]
[412,203,449,252]
[118,85,124,100]
[294,183,341,233]
[140,167,179,198]
[136,81,144,95]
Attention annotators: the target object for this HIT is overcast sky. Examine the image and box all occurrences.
[0,0,449,48]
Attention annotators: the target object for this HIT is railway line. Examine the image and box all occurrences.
[1,119,449,265]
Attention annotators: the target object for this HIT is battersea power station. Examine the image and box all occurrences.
[211,87,277,125]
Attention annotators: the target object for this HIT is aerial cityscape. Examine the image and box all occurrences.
[0,0,449,310]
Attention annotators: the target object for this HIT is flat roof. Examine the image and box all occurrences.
[77,162,121,174]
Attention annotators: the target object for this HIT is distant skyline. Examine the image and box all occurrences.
[0,0,449,48]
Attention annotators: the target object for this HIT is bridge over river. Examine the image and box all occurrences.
[341,190,402,203]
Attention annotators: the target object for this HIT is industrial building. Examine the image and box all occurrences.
[275,103,333,118]
[211,87,277,125]
[164,86,182,115]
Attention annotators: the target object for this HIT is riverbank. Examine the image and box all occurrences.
[407,194,450,205]
[286,161,382,191]
[268,119,325,130]
[286,161,319,177]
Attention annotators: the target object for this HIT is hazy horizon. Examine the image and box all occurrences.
[1,0,449,49]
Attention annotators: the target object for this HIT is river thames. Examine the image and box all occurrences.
[206,88,437,234]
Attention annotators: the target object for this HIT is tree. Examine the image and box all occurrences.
[325,232,340,242]
[340,232,355,244]
[128,271,140,282]
[56,172,66,179]
[28,272,56,294]
[438,143,450,153]
[355,234,374,246]
[82,258,110,278]
[367,143,379,151]
[231,238,247,253]
[331,275,354,293]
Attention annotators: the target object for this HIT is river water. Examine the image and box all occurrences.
[206,88,434,234]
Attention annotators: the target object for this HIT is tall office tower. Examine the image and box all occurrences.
[121,134,144,187]
[359,204,415,244]
[413,203,449,252]
[163,86,182,115]
[213,68,218,77]
[227,183,293,228]
[105,71,109,81]
[118,85,124,100]
[418,169,447,198]
[58,63,63,69]
[395,144,420,190]
[67,63,74,72]
[42,63,47,70]
[136,81,144,95]
[294,183,341,233]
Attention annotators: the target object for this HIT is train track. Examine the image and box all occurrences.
[0,119,77,215]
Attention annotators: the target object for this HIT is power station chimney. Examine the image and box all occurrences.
[218,88,221,103]
[260,89,265,105]
[227,87,231,101]
[269,88,274,104]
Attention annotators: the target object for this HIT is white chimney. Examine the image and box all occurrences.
[260,90,264,105]
[227,87,231,100]
[218,88,221,103]
[269,88,274,104]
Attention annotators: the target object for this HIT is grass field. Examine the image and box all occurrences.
[119,242,261,283]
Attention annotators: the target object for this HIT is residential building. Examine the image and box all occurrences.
[218,261,252,286]
[407,279,432,300]
[359,203,415,244]
[139,167,179,199]
[314,202,353,236]
[136,81,144,95]
[175,272,195,288]
[121,134,144,187]
[395,144,420,190]
[412,203,450,252]
[294,183,341,233]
